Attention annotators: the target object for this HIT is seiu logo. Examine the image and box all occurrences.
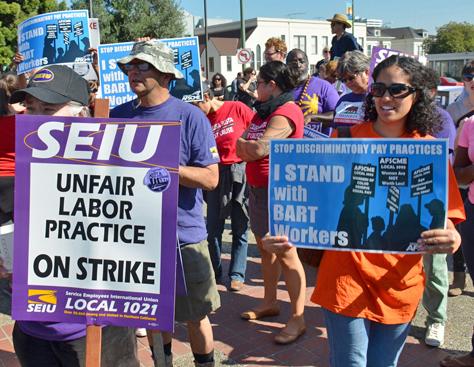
[27,289,57,313]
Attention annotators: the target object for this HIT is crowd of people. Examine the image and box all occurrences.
[0,12,474,367]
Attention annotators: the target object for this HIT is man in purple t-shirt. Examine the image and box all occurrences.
[9,66,139,366]
[111,40,220,367]
[287,48,339,136]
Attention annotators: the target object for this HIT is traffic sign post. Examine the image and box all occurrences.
[236,48,252,65]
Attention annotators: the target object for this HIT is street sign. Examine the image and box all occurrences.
[237,48,252,64]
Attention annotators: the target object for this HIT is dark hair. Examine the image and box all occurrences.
[462,60,474,76]
[423,66,439,90]
[258,61,300,92]
[364,55,440,136]
[211,72,227,88]
[286,48,308,65]
[243,67,255,76]
[0,80,10,116]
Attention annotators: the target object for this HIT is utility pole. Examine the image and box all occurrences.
[204,0,209,80]
[89,0,93,17]
[240,0,246,71]
[352,0,355,33]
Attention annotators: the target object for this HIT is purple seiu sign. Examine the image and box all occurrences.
[369,46,420,86]
[12,115,180,331]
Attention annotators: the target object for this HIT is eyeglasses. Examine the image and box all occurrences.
[323,50,330,54]
[214,78,221,81]
[370,83,418,98]
[121,62,152,73]
[462,74,474,82]
[340,74,358,83]
[264,50,280,57]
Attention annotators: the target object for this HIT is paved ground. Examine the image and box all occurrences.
[1,227,473,367]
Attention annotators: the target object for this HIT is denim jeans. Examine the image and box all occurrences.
[322,308,411,367]
[206,184,248,282]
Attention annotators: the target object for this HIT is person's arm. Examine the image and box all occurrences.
[453,146,474,185]
[179,164,218,191]
[236,114,295,162]
[12,53,27,88]
[419,219,461,254]
[305,111,335,125]
[239,77,258,99]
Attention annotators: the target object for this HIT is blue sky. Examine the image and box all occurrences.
[178,0,472,34]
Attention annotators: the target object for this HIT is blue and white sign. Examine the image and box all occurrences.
[269,139,449,253]
[98,36,203,108]
[17,10,91,75]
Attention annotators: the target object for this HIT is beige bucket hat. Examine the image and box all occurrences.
[118,40,184,79]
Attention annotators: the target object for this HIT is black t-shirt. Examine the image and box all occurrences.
[330,32,360,59]
[236,78,256,107]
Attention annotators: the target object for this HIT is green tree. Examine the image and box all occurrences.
[424,22,474,54]
[0,0,66,67]
[71,0,185,44]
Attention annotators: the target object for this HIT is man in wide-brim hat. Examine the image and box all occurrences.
[327,13,361,60]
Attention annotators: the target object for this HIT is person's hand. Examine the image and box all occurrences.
[88,48,98,66]
[261,234,293,254]
[13,52,24,65]
[418,228,461,254]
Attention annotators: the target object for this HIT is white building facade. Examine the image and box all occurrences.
[195,17,367,83]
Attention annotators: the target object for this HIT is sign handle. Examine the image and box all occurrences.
[93,98,110,118]
[84,99,109,367]
[363,196,370,244]
[152,332,168,367]
[85,325,102,367]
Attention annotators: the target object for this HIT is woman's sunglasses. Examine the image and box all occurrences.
[370,83,418,98]
[462,74,474,82]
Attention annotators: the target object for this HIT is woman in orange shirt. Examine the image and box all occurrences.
[262,55,465,366]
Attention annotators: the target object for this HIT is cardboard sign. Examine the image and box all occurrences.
[269,138,448,253]
[12,115,181,331]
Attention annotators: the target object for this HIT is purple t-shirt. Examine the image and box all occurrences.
[110,96,219,245]
[292,76,339,136]
[434,106,456,162]
[333,92,367,127]
[18,321,86,341]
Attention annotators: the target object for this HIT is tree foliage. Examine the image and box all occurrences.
[424,22,474,54]
[71,0,185,44]
[0,0,66,67]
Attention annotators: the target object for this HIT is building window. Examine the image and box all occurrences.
[227,56,232,72]
[281,34,285,42]
[367,45,372,56]
[256,44,262,69]
[209,57,214,73]
[374,29,380,37]
[293,35,306,53]
[311,36,318,55]
[358,37,364,50]
[322,36,329,47]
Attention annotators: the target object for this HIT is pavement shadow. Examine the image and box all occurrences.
[174,255,327,366]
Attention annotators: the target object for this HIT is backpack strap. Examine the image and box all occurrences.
[336,126,352,138]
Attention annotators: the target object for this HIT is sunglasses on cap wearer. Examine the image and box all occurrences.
[121,62,152,73]
[370,83,418,98]
[462,74,474,82]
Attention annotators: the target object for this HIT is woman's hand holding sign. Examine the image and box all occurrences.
[261,234,293,254]
[418,220,461,254]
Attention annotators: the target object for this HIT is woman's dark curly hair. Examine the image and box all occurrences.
[364,55,440,136]
[211,72,227,88]
[258,61,300,93]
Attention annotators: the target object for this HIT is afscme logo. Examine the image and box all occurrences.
[27,289,57,313]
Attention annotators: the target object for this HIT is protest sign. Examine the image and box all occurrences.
[269,138,448,253]
[12,115,180,331]
[98,36,203,108]
[17,10,96,79]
